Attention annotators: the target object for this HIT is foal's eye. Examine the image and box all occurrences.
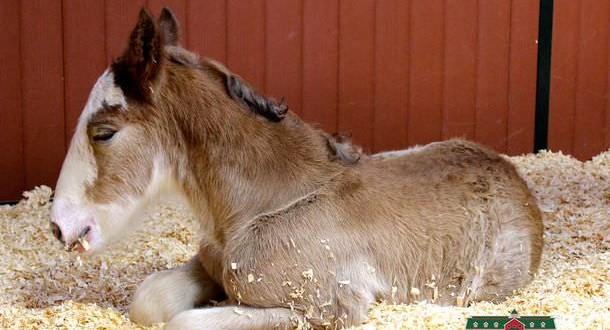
[92,130,117,142]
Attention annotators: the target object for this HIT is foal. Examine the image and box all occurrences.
[50,8,543,329]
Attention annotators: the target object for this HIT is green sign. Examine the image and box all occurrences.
[465,310,556,330]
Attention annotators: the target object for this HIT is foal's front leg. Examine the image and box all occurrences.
[129,255,225,325]
[165,306,299,330]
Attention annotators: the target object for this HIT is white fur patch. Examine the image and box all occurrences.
[165,306,295,330]
[130,260,206,325]
[52,69,132,250]
[55,69,126,205]
[52,121,99,245]
[105,157,181,239]
[80,69,127,123]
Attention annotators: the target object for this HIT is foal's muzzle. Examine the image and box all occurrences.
[50,221,91,251]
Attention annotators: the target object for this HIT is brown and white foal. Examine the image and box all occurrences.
[50,8,543,330]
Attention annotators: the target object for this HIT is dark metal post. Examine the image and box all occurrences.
[534,0,554,152]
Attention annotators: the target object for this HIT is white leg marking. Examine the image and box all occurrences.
[130,258,210,325]
[165,306,297,330]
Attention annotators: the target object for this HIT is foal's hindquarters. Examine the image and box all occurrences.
[130,140,543,330]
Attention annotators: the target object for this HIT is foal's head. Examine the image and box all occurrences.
[50,8,288,252]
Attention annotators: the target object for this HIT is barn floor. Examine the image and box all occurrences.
[0,150,608,329]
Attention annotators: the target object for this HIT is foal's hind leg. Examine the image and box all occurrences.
[165,306,299,330]
[129,255,225,325]
[464,201,543,304]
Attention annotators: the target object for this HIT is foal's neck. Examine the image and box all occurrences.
[175,105,343,246]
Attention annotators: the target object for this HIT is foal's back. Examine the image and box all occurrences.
[345,139,543,304]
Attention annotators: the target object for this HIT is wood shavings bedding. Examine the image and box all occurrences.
[1,150,608,329]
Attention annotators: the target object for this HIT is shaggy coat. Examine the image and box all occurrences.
[51,8,543,330]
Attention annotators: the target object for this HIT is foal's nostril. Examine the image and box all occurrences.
[79,226,91,238]
[50,222,64,243]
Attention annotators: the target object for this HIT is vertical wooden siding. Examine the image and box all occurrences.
[0,0,607,201]
[549,0,609,160]
[0,0,24,201]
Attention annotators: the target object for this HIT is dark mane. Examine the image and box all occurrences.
[166,46,287,122]
[115,44,359,165]
[165,46,359,164]
[225,76,288,122]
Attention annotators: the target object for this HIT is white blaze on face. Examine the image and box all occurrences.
[52,70,182,253]
[52,69,127,252]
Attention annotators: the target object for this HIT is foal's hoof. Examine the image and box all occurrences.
[129,269,200,325]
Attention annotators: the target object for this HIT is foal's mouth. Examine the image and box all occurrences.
[66,226,91,253]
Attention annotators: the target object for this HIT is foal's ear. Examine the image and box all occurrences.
[159,7,179,46]
[112,8,163,102]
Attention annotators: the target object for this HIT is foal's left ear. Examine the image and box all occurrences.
[112,8,164,102]
[159,7,179,46]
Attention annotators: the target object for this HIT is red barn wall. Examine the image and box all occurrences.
[0,0,608,201]
[549,0,609,160]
